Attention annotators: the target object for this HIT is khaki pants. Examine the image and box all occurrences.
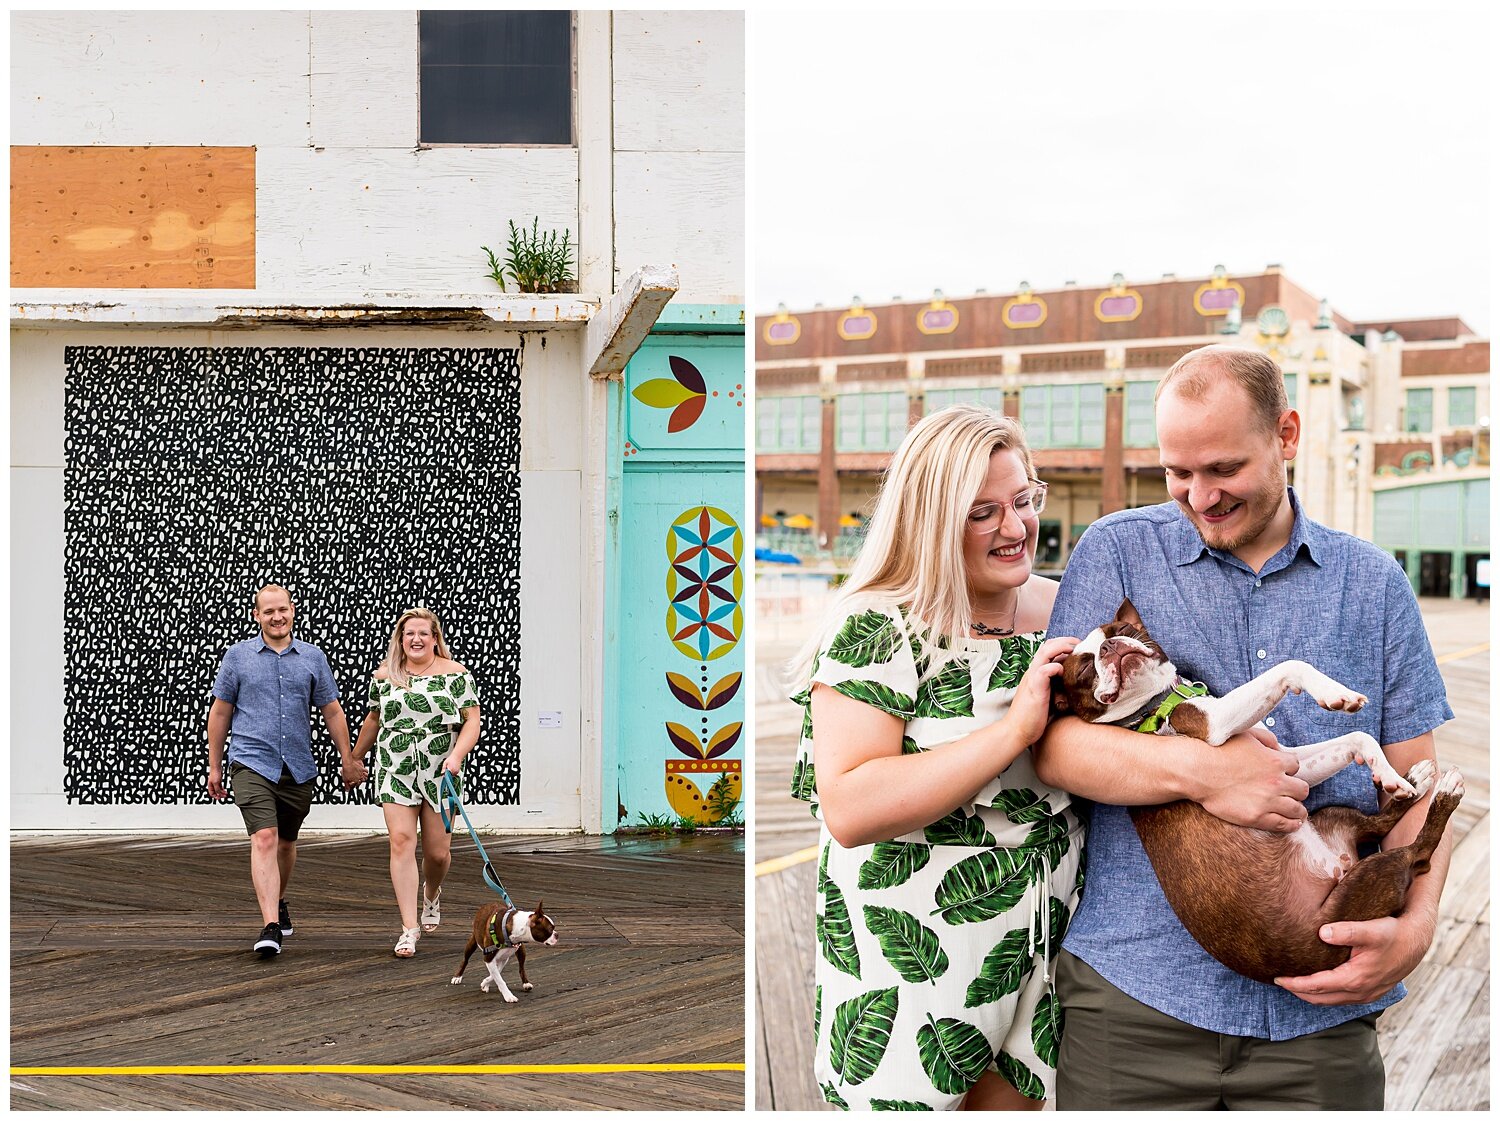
[1055,950,1384,1110]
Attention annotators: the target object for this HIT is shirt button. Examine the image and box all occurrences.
[1265,717,1276,728]
[1255,579,1262,588]
[1257,649,1267,659]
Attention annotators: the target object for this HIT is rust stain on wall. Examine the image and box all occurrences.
[11,146,256,289]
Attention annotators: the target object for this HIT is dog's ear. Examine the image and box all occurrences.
[535,900,544,916]
[1050,672,1071,714]
[1116,598,1143,627]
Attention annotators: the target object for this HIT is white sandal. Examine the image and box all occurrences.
[420,886,442,932]
[394,926,420,958]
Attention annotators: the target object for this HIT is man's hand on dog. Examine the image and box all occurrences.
[1274,915,1426,1004]
[1191,728,1310,833]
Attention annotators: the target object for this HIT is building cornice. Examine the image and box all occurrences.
[10,288,599,329]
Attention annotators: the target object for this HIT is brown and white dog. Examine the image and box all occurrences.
[1050,599,1463,983]
[449,901,558,1001]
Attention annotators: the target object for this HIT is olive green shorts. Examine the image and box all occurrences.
[1054,950,1384,1110]
[230,762,314,840]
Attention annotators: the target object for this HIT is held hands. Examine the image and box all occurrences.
[1000,636,1080,748]
[1192,730,1309,833]
[341,755,369,789]
[1275,914,1429,1005]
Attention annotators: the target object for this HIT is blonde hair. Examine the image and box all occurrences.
[789,404,1039,685]
[1156,344,1288,433]
[254,583,293,609]
[381,607,452,688]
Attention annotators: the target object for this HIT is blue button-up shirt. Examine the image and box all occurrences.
[212,636,340,785]
[1047,490,1452,1040]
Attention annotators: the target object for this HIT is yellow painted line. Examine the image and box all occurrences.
[1436,642,1489,666]
[755,844,819,877]
[11,1063,743,1076]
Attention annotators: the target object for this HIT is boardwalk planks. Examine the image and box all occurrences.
[11,833,745,1110]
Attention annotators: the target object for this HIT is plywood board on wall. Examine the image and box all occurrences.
[11,146,256,289]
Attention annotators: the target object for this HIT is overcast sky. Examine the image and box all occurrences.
[751,8,1491,334]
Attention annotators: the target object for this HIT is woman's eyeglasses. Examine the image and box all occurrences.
[965,483,1048,533]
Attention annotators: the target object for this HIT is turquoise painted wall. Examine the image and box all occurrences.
[605,307,745,831]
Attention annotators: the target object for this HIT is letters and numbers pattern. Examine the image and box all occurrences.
[63,345,522,806]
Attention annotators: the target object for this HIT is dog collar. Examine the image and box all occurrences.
[1131,678,1209,733]
[487,907,519,948]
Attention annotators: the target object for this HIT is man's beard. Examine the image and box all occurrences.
[1183,480,1283,554]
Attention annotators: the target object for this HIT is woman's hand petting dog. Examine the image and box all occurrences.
[1000,635,1079,748]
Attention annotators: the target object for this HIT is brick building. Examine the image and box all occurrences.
[755,266,1488,596]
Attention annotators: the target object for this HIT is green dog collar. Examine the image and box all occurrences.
[1135,679,1210,734]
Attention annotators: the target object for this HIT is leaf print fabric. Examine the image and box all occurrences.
[800,594,1085,1108]
[826,609,904,669]
[864,905,950,985]
[830,987,899,1084]
[368,670,479,810]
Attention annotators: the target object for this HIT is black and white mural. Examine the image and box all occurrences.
[63,345,523,806]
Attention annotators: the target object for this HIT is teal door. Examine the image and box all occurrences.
[607,321,745,831]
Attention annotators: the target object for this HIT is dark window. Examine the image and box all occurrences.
[419,11,573,145]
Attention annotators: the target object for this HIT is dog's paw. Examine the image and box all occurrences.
[1349,736,1415,797]
[480,978,493,993]
[1314,686,1367,713]
[1435,767,1465,800]
[503,992,519,1004]
[449,976,464,986]
[521,982,534,992]
[1403,759,1437,799]
[1371,765,1417,798]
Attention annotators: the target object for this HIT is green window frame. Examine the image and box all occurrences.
[1405,388,1433,433]
[836,391,909,451]
[1125,380,1157,446]
[1449,386,1477,427]
[1020,383,1105,448]
[1284,372,1298,412]
[925,386,1005,414]
[758,395,821,453]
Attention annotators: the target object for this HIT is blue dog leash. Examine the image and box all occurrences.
[439,771,514,907]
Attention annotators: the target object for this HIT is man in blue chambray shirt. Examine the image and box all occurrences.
[207,585,361,956]
[1034,346,1454,1109]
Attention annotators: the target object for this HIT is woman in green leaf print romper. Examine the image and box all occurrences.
[789,406,1085,1110]
[353,607,481,958]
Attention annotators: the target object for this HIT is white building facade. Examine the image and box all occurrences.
[10,10,746,832]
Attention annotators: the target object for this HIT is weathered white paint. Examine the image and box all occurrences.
[11,466,66,804]
[11,11,312,146]
[10,331,65,467]
[614,151,744,304]
[8,325,591,831]
[584,264,680,380]
[576,10,615,296]
[578,375,614,835]
[11,289,596,328]
[255,146,580,295]
[310,10,418,149]
[12,12,743,306]
[613,10,745,154]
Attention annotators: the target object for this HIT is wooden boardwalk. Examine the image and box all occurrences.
[754,597,1490,1111]
[11,832,745,1110]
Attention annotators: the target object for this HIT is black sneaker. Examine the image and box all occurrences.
[278,899,294,936]
[254,922,283,956]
